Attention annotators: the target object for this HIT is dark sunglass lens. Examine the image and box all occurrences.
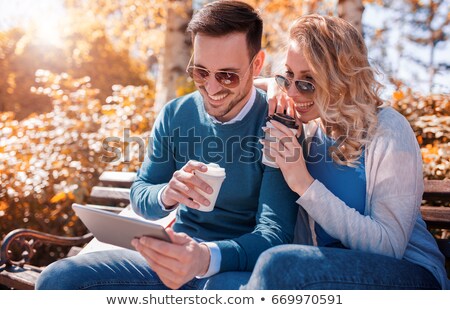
[275,75,290,92]
[216,72,239,88]
[194,68,209,79]
[295,80,315,93]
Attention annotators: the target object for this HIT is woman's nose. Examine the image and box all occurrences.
[286,82,300,98]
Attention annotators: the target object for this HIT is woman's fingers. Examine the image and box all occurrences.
[269,120,297,137]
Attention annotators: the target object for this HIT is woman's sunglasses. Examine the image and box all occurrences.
[186,56,255,89]
[275,75,315,95]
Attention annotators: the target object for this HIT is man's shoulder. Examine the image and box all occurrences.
[249,88,268,117]
[254,88,267,105]
[163,91,202,112]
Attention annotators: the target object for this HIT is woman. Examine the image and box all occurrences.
[247,14,448,289]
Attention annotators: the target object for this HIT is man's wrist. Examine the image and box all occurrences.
[158,185,179,210]
[197,243,211,277]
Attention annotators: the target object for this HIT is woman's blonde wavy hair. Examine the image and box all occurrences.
[289,14,384,167]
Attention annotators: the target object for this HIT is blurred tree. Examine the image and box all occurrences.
[154,0,193,112]
[64,0,193,113]
[338,0,364,34]
[404,0,449,93]
[364,0,450,93]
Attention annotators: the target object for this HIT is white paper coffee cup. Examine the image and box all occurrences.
[194,163,226,212]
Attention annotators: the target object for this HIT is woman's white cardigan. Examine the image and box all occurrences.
[294,107,448,289]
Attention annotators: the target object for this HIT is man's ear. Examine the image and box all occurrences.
[252,50,265,76]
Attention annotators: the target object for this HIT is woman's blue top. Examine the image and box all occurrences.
[306,127,366,247]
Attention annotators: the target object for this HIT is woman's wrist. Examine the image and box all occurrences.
[295,175,315,196]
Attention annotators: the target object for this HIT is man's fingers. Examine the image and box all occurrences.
[182,160,207,173]
[166,179,211,209]
[164,187,201,209]
[166,228,191,244]
[173,170,213,196]
[137,242,183,274]
[138,249,182,289]
[138,235,186,260]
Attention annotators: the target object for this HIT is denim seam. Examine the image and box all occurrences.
[296,278,439,290]
[79,279,162,290]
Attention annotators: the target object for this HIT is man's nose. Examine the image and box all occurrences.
[204,75,223,95]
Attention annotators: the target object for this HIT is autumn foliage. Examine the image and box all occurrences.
[391,90,450,179]
[0,70,157,263]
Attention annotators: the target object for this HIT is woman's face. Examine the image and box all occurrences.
[284,43,320,123]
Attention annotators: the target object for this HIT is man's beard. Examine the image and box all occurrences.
[200,78,252,121]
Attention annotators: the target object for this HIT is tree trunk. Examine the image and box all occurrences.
[338,0,365,35]
[154,0,193,112]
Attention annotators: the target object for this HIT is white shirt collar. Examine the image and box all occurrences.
[209,87,256,125]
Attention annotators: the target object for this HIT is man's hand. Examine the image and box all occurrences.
[161,160,213,209]
[131,228,211,290]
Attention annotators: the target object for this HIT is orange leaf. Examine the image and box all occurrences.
[393,91,404,101]
[67,192,75,200]
[0,201,9,211]
[50,192,67,203]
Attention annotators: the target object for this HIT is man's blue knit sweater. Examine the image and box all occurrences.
[130,90,299,272]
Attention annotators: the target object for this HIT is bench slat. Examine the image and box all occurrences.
[423,179,450,201]
[88,186,130,207]
[99,171,136,188]
[0,265,42,290]
[421,206,450,229]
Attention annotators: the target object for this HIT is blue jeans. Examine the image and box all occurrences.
[242,245,441,290]
[35,249,251,290]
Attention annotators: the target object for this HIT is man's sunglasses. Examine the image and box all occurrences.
[275,75,316,95]
[186,55,255,89]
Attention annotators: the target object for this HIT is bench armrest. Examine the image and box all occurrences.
[0,229,93,267]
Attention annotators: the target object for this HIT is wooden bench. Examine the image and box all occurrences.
[1,174,449,289]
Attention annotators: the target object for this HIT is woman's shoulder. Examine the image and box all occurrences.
[369,106,418,152]
[376,106,412,135]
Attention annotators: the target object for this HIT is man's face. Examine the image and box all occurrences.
[191,33,256,123]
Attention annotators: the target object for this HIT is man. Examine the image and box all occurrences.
[36,0,298,290]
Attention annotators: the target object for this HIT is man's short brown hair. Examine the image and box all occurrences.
[187,0,263,60]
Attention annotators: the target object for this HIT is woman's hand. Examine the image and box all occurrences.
[254,77,295,118]
[261,120,314,196]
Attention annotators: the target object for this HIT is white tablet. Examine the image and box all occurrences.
[72,203,171,250]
